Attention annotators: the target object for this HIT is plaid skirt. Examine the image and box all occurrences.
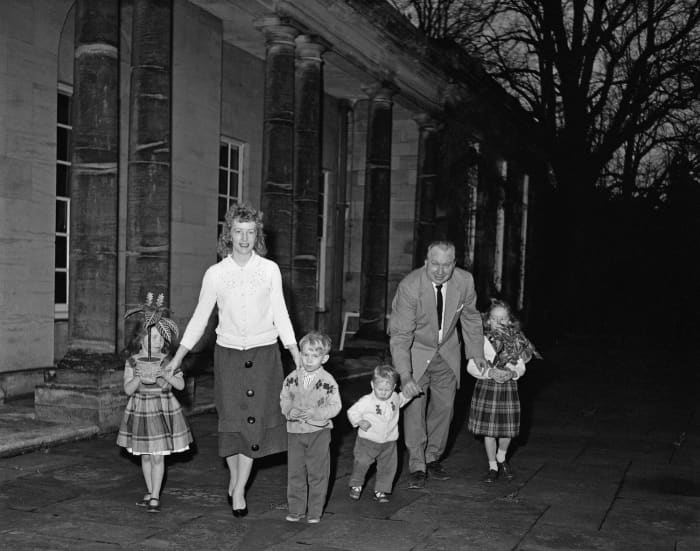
[468,379,520,437]
[116,386,193,455]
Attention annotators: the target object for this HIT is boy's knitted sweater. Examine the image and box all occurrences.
[347,391,410,444]
[280,367,341,433]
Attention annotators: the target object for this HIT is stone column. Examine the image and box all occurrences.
[412,114,440,268]
[358,83,395,339]
[291,35,324,334]
[258,17,298,287]
[69,0,120,353]
[35,0,125,430]
[125,0,173,342]
[503,163,525,305]
[330,100,351,342]
[464,141,480,270]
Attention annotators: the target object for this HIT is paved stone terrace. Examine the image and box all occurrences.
[0,339,697,550]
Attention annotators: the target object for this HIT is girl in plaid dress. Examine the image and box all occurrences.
[117,326,193,512]
[467,299,538,483]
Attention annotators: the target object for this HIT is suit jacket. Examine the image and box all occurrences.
[389,266,485,387]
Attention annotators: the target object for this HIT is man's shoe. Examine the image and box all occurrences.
[407,470,426,489]
[483,469,499,483]
[349,486,362,500]
[373,491,390,503]
[285,513,304,522]
[498,461,514,480]
[426,461,451,481]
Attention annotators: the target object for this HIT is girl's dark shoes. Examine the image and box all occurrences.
[498,461,514,480]
[136,494,151,507]
[147,498,161,513]
[484,469,499,483]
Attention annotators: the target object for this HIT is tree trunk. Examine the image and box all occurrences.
[125,0,172,345]
[69,0,120,353]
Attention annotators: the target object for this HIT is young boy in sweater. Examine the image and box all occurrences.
[280,331,341,523]
[347,364,411,502]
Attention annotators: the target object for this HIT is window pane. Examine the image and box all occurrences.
[219,143,228,167]
[218,197,228,221]
[55,236,67,268]
[56,164,70,196]
[55,272,67,304]
[57,127,71,162]
[56,201,67,233]
[219,169,228,195]
[231,147,239,170]
[230,173,238,198]
[58,93,71,125]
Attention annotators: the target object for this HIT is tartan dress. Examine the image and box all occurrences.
[468,326,536,438]
[117,359,193,455]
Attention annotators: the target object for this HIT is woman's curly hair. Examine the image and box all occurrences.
[217,202,267,258]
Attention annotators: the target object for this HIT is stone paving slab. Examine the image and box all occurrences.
[0,531,119,551]
[267,515,436,551]
[600,496,700,540]
[517,520,677,550]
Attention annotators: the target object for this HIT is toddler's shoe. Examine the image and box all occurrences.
[373,491,390,503]
[307,516,321,524]
[285,513,305,522]
[349,486,362,500]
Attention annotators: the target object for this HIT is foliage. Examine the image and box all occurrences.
[124,292,179,359]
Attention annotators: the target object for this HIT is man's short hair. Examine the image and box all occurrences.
[426,240,455,258]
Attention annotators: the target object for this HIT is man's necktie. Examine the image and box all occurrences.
[436,284,443,330]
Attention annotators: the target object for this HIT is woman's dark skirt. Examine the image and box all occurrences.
[468,378,520,437]
[214,343,287,458]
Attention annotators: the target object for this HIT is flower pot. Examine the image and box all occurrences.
[135,357,162,384]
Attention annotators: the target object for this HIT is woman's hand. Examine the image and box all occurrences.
[287,345,301,369]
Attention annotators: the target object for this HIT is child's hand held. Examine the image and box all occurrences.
[358,420,372,431]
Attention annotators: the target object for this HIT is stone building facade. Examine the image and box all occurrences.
[0,0,546,403]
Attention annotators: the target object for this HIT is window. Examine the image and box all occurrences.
[55,87,72,318]
[218,138,246,238]
[317,171,331,310]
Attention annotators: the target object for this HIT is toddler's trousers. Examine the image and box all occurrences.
[349,436,397,493]
[287,429,331,518]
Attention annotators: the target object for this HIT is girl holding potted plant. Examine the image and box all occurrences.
[117,293,193,513]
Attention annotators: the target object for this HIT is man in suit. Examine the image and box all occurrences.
[389,241,488,488]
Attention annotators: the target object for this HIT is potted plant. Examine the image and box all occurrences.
[125,292,179,383]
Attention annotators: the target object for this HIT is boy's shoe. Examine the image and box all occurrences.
[349,486,362,500]
[426,461,451,480]
[307,517,321,524]
[373,491,390,503]
[285,513,305,522]
[484,469,499,483]
[498,461,514,480]
[407,470,426,489]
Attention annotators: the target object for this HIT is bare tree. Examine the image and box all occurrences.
[391,0,700,324]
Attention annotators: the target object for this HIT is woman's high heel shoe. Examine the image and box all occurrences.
[232,507,248,518]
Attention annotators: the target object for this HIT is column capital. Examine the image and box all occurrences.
[413,113,440,131]
[295,35,326,61]
[255,15,299,45]
[361,81,398,102]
